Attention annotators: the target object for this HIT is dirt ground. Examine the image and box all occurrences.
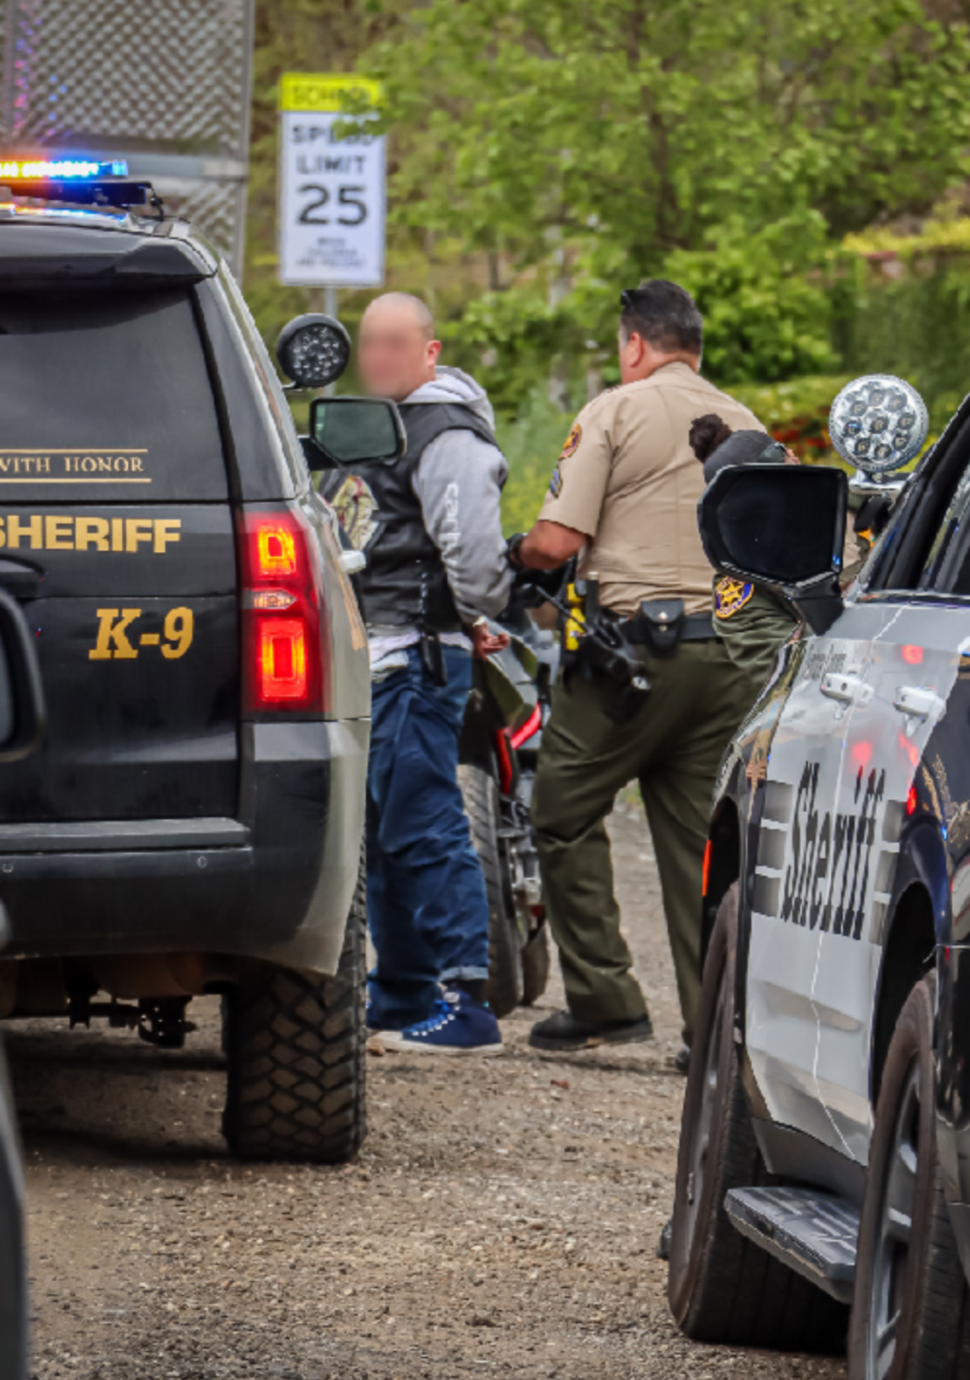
[11,804,847,1380]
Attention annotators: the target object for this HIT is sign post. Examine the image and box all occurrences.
[278,74,385,291]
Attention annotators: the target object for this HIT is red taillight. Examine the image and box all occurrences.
[701,839,713,897]
[240,509,326,713]
[257,617,308,700]
[510,703,542,750]
[906,784,918,816]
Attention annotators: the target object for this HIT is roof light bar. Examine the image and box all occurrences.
[0,158,128,180]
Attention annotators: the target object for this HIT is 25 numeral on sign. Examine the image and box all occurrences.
[89,607,195,662]
[297,184,367,226]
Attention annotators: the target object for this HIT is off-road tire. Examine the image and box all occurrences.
[668,883,847,1350]
[222,851,367,1163]
[521,923,550,1007]
[458,763,522,1018]
[849,974,970,1379]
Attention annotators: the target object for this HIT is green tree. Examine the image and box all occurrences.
[357,0,970,401]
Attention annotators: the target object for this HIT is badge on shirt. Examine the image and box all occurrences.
[715,576,754,619]
[559,421,582,459]
[549,465,563,498]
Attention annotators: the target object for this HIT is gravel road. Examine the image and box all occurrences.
[11,804,846,1379]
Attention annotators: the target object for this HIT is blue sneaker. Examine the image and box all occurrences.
[382,988,503,1056]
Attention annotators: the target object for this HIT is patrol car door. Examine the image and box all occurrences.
[812,459,970,1164]
[746,604,886,1146]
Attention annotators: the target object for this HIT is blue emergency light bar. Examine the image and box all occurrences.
[0,158,157,211]
[0,158,128,180]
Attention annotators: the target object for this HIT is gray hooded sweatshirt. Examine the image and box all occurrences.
[369,365,512,667]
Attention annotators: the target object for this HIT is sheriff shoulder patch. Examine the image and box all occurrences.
[559,421,582,459]
[715,576,754,619]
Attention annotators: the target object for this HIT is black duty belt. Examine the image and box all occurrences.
[621,599,716,657]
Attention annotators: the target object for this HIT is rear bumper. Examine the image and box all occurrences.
[0,718,369,977]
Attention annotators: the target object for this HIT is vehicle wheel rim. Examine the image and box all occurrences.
[674,962,727,1269]
[869,1058,920,1380]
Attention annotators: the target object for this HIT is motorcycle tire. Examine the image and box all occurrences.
[457,763,523,1018]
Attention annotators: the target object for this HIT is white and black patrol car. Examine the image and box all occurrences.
[668,374,970,1376]
[0,163,394,1165]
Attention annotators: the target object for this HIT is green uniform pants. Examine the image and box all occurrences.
[531,638,753,1044]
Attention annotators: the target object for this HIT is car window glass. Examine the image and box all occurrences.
[217,263,309,494]
[0,288,226,501]
[871,406,970,593]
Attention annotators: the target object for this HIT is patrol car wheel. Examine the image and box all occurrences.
[849,974,970,1380]
[521,924,550,1007]
[458,764,523,1019]
[221,848,367,1164]
[668,883,847,1349]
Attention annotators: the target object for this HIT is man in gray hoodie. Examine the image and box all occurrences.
[322,292,511,1054]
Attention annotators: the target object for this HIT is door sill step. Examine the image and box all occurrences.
[724,1185,860,1303]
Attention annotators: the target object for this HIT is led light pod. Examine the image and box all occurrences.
[829,374,928,476]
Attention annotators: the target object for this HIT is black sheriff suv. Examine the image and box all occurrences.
[0,170,373,1163]
[668,372,970,1376]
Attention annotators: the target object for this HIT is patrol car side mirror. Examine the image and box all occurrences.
[276,314,351,389]
[309,396,407,466]
[0,588,45,761]
[698,465,848,636]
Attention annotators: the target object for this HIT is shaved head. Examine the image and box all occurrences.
[358,292,441,401]
[364,291,435,342]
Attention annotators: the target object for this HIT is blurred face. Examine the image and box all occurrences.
[357,300,442,401]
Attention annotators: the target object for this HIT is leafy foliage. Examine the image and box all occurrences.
[354,0,970,397]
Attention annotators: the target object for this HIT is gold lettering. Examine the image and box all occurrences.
[116,456,129,472]
[81,457,96,473]
[125,518,153,553]
[153,519,182,554]
[7,514,43,549]
[131,457,144,473]
[111,518,124,552]
[38,456,49,474]
[44,516,73,550]
[63,457,76,474]
[97,457,113,473]
[89,608,141,661]
[75,517,109,552]
[0,516,6,548]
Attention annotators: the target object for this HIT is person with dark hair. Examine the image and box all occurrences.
[506,280,764,1063]
[688,415,801,698]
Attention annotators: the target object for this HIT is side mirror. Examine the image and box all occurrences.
[309,396,407,466]
[699,465,848,635]
[276,313,351,389]
[0,588,46,761]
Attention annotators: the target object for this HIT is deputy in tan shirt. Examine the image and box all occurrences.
[508,280,761,1058]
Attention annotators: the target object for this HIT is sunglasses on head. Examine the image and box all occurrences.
[620,288,650,309]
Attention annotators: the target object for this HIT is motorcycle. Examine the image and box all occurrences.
[458,610,557,1018]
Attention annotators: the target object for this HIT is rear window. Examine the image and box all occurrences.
[0,288,227,501]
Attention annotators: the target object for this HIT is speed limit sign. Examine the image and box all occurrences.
[278,74,385,288]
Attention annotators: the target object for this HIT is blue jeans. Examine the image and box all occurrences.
[366,644,490,1029]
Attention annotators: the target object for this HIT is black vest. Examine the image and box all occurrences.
[320,401,496,631]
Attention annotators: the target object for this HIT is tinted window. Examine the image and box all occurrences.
[217,263,309,494]
[0,288,227,501]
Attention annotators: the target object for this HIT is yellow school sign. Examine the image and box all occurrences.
[279,73,382,114]
[277,73,386,287]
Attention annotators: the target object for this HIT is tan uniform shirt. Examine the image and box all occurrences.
[538,361,765,616]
